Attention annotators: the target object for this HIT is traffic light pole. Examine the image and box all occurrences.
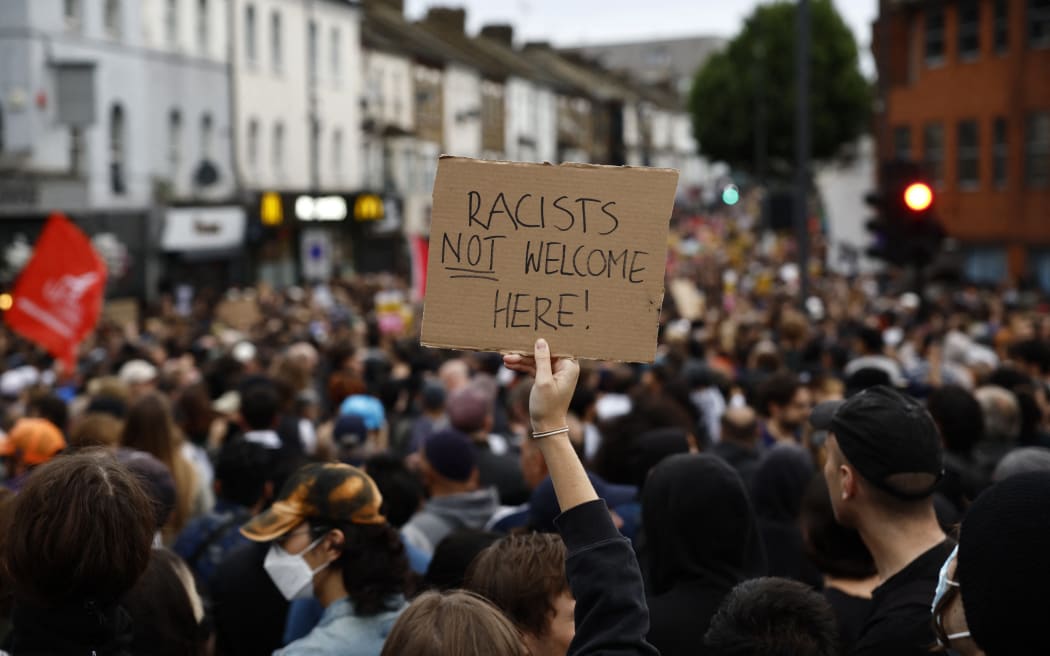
[795,0,811,305]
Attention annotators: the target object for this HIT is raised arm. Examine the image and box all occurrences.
[504,339,659,656]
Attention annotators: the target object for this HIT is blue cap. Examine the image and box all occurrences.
[339,394,385,431]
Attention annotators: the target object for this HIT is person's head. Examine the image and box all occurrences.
[115,447,178,531]
[239,381,281,431]
[642,454,757,595]
[119,359,159,400]
[799,476,876,580]
[420,428,478,495]
[122,548,206,656]
[121,392,180,467]
[424,529,502,591]
[214,437,274,509]
[757,373,811,431]
[340,394,386,436]
[992,446,1050,481]
[813,386,943,529]
[381,590,527,656]
[974,386,1021,443]
[934,472,1050,655]
[0,450,155,607]
[438,359,471,394]
[25,392,69,435]
[446,383,494,437]
[420,380,447,415]
[855,326,884,356]
[751,445,814,523]
[0,417,66,479]
[364,452,424,529]
[68,412,124,449]
[720,406,759,448]
[704,577,839,656]
[241,462,408,612]
[926,385,985,456]
[466,533,573,656]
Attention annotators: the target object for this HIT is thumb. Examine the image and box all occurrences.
[534,338,553,383]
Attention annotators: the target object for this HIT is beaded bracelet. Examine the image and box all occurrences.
[531,426,570,440]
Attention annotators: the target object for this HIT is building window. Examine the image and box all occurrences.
[923,122,945,186]
[1032,0,1050,48]
[110,104,126,195]
[247,119,259,172]
[273,122,284,176]
[105,0,122,39]
[996,0,1010,53]
[925,4,945,64]
[308,20,318,80]
[993,117,1008,187]
[957,120,980,188]
[958,0,980,59]
[65,0,81,31]
[197,0,209,55]
[165,0,178,46]
[893,125,912,159]
[964,248,1007,284]
[332,128,343,176]
[200,113,213,160]
[245,5,257,65]
[1026,112,1050,188]
[331,27,341,82]
[271,11,282,72]
[169,109,182,176]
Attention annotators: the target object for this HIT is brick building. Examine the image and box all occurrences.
[874,0,1050,287]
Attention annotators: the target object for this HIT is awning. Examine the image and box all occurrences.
[162,206,246,252]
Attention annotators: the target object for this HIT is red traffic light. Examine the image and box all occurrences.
[903,182,933,212]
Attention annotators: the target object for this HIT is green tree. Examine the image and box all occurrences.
[689,0,870,175]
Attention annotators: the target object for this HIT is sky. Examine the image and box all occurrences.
[404,0,879,75]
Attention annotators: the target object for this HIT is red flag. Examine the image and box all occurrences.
[4,213,107,368]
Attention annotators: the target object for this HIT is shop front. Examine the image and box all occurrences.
[249,190,406,286]
[159,205,249,292]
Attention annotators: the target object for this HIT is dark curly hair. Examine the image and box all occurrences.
[311,520,411,616]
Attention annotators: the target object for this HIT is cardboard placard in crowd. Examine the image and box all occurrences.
[102,298,139,328]
[669,278,705,321]
[216,298,261,331]
[421,156,678,362]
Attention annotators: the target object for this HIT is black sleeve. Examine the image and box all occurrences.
[556,499,660,656]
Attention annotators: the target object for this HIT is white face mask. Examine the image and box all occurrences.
[263,536,330,601]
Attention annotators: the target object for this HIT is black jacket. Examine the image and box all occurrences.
[4,600,133,656]
[555,499,658,656]
[641,454,764,656]
[210,541,289,656]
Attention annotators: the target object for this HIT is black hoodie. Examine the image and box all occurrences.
[642,454,764,656]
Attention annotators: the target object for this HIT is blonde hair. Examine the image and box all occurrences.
[381,590,527,656]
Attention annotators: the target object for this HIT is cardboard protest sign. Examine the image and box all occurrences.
[421,157,678,362]
[669,278,705,321]
[216,298,261,331]
[102,298,139,327]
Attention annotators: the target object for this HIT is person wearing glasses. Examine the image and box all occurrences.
[240,462,410,656]
[931,471,1050,656]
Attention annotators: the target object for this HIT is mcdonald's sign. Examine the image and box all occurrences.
[354,194,385,222]
[260,192,284,226]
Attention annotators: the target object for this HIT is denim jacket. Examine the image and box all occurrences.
[274,596,406,656]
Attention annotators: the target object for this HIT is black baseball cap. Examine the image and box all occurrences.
[811,385,943,500]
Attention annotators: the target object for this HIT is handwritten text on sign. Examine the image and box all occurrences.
[420,157,678,362]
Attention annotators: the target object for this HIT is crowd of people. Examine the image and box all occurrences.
[0,214,1049,655]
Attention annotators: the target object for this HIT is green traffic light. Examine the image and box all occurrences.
[722,184,740,206]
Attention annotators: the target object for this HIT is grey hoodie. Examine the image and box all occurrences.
[401,488,501,555]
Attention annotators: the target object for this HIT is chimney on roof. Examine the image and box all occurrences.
[480,24,514,46]
[364,0,404,13]
[425,7,466,34]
